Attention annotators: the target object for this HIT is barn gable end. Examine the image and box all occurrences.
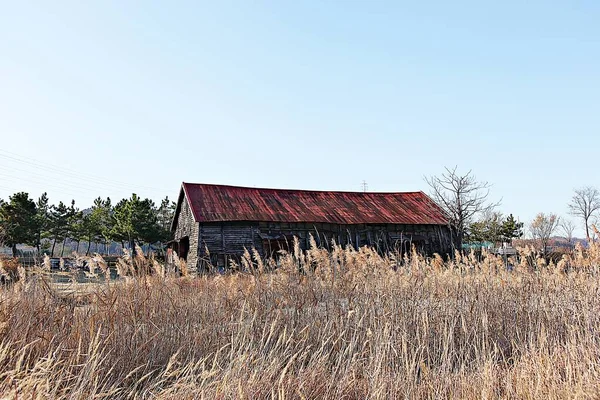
[171,187,199,274]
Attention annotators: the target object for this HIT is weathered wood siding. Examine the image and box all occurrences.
[183,221,455,271]
[172,196,199,274]
[195,224,261,271]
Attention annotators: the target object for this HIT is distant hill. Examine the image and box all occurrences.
[513,237,589,251]
[549,237,588,248]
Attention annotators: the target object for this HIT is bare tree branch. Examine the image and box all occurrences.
[529,213,560,256]
[424,167,500,248]
[559,219,576,249]
[568,187,600,241]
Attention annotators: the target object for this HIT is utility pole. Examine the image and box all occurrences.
[361,180,368,193]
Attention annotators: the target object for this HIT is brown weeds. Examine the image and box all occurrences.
[0,242,599,398]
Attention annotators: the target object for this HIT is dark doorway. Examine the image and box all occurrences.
[179,236,190,261]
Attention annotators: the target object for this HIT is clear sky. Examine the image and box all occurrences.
[1,1,598,236]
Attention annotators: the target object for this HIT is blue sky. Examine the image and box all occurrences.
[0,1,598,236]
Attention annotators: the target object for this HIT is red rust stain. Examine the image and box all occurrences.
[182,183,448,225]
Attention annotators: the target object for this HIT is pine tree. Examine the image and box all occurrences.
[49,201,69,257]
[65,200,84,255]
[88,197,113,255]
[112,194,162,253]
[466,212,503,244]
[501,214,524,243]
[0,192,38,257]
[156,196,176,243]
[35,192,51,256]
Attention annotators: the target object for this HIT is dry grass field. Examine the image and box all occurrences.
[1,241,600,399]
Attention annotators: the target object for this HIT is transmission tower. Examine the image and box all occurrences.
[361,180,368,193]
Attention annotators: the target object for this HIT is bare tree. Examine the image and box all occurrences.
[559,219,576,249]
[424,166,500,248]
[530,213,560,256]
[568,187,600,241]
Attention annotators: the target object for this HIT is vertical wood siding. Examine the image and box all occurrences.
[174,220,455,272]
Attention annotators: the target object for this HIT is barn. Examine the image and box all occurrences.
[170,183,455,273]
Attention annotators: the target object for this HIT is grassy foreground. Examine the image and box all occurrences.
[1,243,600,399]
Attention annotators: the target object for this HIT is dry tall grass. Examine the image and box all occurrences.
[0,242,599,399]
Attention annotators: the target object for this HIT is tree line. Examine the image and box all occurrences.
[425,167,600,255]
[525,186,600,255]
[0,192,175,258]
[2,171,598,259]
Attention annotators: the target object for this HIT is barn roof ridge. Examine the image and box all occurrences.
[181,182,425,195]
[177,182,449,226]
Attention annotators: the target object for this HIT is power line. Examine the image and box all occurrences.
[0,149,171,193]
[0,164,171,204]
[0,184,20,192]
[0,171,97,199]
[0,152,169,193]
[0,164,127,195]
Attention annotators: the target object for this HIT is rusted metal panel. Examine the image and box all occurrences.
[181,183,448,225]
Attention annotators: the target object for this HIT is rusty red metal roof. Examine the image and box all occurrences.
[180,183,448,225]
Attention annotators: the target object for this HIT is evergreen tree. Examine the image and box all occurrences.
[48,201,70,256]
[87,197,113,254]
[501,214,524,243]
[80,214,97,255]
[466,213,523,245]
[466,212,503,244]
[111,198,131,249]
[112,194,161,251]
[98,197,113,254]
[64,200,83,255]
[0,192,38,257]
[35,193,51,255]
[156,196,176,243]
